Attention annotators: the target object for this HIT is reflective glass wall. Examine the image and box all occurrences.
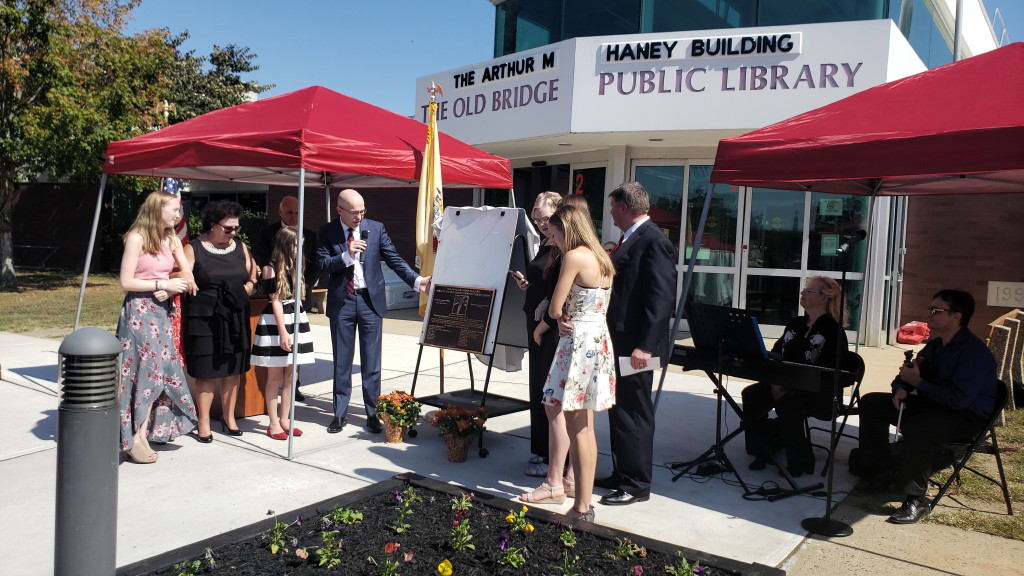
[496,0,890,55]
[493,0,953,70]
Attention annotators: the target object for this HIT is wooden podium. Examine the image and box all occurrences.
[237,295,269,417]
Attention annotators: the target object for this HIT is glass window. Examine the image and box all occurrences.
[646,0,756,33]
[688,271,734,307]
[758,0,885,26]
[494,0,562,55]
[808,193,868,273]
[564,0,641,38]
[569,167,607,237]
[748,188,804,270]
[746,275,801,326]
[890,0,953,68]
[684,170,738,267]
[635,165,684,254]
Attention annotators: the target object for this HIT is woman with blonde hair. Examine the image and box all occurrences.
[251,226,315,439]
[117,191,198,463]
[520,204,616,523]
[742,276,849,477]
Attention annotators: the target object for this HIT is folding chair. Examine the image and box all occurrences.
[806,350,866,476]
[929,379,1013,515]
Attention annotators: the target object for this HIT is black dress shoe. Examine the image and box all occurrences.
[294,388,305,402]
[327,417,347,434]
[600,489,650,506]
[594,475,621,490]
[748,456,767,471]
[219,419,243,437]
[888,496,930,524]
[366,415,383,434]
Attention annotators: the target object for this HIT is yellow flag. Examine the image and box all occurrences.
[415,99,443,316]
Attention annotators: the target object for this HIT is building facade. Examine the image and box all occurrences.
[415,0,1004,344]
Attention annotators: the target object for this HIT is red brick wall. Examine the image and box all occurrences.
[902,194,1024,337]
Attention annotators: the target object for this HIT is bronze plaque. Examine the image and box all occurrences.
[422,285,496,354]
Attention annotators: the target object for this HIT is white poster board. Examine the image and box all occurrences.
[420,206,536,355]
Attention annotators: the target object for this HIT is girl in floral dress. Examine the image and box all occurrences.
[520,204,616,523]
[117,191,198,463]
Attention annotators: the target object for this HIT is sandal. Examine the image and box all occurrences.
[563,477,576,498]
[524,463,549,477]
[567,505,595,523]
[519,482,566,504]
[124,440,158,464]
[528,454,547,465]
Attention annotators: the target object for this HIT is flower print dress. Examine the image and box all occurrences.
[541,279,616,411]
[116,243,198,449]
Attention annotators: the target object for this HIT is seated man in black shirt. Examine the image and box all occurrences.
[856,289,998,524]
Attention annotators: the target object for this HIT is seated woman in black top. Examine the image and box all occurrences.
[741,276,849,477]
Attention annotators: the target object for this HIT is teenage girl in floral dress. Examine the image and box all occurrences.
[117,191,198,463]
[521,204,616,523]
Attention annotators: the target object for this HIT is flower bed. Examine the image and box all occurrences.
[119,475,782,576]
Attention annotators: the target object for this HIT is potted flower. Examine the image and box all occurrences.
[430,405,487,462]
[376,391,421,443]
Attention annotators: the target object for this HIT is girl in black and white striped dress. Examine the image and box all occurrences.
[252,226,314,439]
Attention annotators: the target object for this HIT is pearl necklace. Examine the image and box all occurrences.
[200,238,236,255]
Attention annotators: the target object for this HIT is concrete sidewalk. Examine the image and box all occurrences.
[0,312,1012,575]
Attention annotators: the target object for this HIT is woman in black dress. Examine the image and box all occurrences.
[742,276,849,477]
[183,200,259,442]
[512,191,563,477]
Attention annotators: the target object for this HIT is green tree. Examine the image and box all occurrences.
[0,1,271,290]
[165,31,273,123]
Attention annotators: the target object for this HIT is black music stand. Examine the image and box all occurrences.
[671,302,824,501]
[802,249,856,537]
[670,301,763,494]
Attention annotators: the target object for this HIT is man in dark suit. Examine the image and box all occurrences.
[598,182,677,505]
[256,195,319,301]
[316,189,429,434]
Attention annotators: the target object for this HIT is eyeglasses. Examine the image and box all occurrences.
[217,223,240,233]
[532,216,550,226]
[927,306,951,316]
[338,207,367,216]
[801,288,825,295]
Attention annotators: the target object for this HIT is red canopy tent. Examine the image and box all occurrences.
[710,42,1024,196]
[102,85,512,189]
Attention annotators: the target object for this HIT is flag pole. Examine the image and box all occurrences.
[416,82,446,384]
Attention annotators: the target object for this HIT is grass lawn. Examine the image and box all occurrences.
[924,407,1024,540]
[0,270,124,336]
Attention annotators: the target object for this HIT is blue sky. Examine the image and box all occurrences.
[128,0,1022,116]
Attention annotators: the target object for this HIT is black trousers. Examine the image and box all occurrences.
[526,318,559,459]
[858,392,986,496]
[742,381,829,470]
[608,368,656,495]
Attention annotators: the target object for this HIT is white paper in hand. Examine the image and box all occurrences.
[618,356,661,376]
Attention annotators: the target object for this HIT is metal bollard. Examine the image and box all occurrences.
[55,327,122,576]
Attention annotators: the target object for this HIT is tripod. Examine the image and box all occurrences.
[670,335,754,496]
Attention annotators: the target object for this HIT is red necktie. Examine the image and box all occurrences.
[612,236,622,255]
[346,228,355,296]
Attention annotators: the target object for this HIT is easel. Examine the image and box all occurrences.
[408,207,534,458]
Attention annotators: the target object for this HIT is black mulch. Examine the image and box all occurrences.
[118,475,783,576]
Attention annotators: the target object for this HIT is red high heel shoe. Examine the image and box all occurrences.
[266,429,288,440]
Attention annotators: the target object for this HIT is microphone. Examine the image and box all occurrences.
[836,230,867,255]
[358,230,369,263]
